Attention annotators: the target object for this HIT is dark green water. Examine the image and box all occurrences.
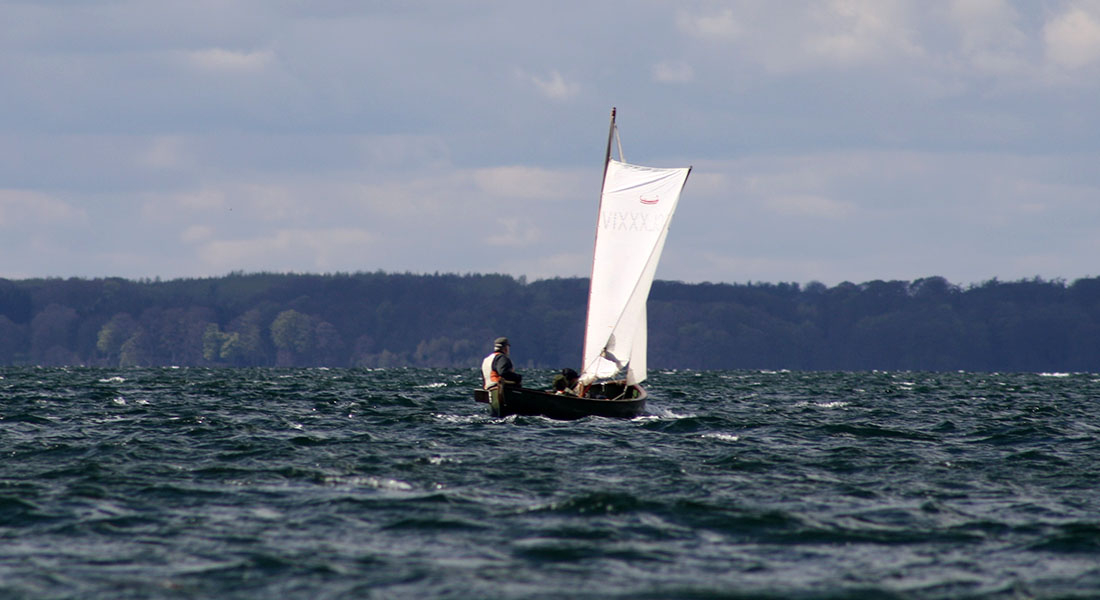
[2,367,1098,599]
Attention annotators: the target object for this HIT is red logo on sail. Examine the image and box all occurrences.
[639,195,659,205]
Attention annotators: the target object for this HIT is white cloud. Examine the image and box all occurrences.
[764,194,854,219]
[142,189,227,224]
[502,250,589,280]
[239,185,308,221]
[677,8,742,42]
[144,183,308,225]
[140,136,193,170]
[355,171,481,219]
[484,217,541,247]
[804,0,925,67]
[185,48,275,71]
[677,3,927,74]
[5,2,1100,285]
[180,225,214,243]
[695,252,835,285]
[947,0,1027,71]
[0,190,86,225]
[652,60,695,84]
[198,228,373,271]
[1044,6,1100,69]
[527,70,580,100]
[355,135,451,171]
[177,189,228,212]
[472,166,585,200]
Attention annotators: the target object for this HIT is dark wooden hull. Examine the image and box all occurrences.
[473,382,646,420]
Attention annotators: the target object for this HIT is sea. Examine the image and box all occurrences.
[1,367,1098,599]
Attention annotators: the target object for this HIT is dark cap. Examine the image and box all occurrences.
[493,337,510,350]
[561,368,578,380]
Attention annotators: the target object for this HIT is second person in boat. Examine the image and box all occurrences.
[552,368,581,395]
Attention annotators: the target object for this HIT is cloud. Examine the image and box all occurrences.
[804,0,925,67]
[1044,6,1100,69]
[484,217,541,247]
[180,225,214,244]
[0,190,86,226]
[526,70,580,100]
[144,183,308,225]
[140,136,194,170]
[677,8,742,41]
[355,135,451,171]
[501,250,589,281]
[185,48,275,72]
[174,189,228,212]
[694,252,835,285]
[675,3,929,75]
[4,2,1100,286]
[947,0,1027,69]
[198,228,373,271]
[472,166,585,200]
[674,149,1100,285]
[652,60,695,84]
[764,194,854,219]
[949,0,1017,25]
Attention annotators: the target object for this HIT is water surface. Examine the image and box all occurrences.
[2,368,1098,598]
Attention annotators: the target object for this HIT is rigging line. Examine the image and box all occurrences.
[615,124,625,163]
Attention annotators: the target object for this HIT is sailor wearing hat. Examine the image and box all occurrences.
[481,337,523,389]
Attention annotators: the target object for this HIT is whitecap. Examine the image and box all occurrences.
[98,376,126,383]
[701,432,740,442]
[326,476,414,491]
[417,382,447,389]
[645,408,697,419]
[250,507,283,520]
[1040,372,1072,378]
[433,413,486,424]
[112,397,126,405]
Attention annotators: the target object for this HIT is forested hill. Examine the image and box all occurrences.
[1,272,1099,373]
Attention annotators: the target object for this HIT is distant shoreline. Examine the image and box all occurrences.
[2,272,1098,372]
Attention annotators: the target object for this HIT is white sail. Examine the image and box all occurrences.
[580,158,691,386]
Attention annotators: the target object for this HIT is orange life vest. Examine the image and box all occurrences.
[481,352,503,389]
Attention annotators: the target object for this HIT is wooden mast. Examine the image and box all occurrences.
[602,107,616,182]
[581,108,618,385]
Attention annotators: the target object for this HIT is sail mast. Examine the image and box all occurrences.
[582,108,618,376]
[602,107,616,182]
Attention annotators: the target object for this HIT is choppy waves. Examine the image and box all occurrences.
[2,367,1099,598]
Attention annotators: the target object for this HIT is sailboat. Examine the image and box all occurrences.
[473,108,691,419]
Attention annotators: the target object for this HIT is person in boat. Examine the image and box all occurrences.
[552,368,580,395]
[481,337,522,389]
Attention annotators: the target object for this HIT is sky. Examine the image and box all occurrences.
[2,0,1099,287]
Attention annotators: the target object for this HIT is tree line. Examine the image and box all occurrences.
[0,271,1098,373]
